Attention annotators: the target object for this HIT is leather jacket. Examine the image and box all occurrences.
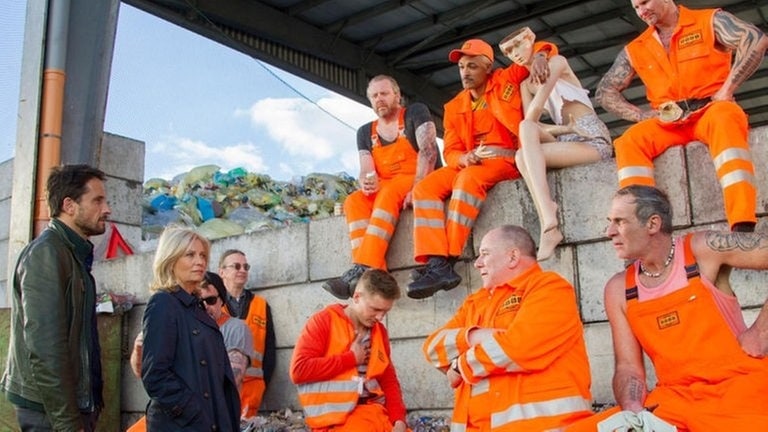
[1,219,100,431]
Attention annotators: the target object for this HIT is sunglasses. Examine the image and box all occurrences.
[223,263,251,271]
[199,296,219,306]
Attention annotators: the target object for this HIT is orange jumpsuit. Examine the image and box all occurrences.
[614,6,756,228]
[423,264,592,431]
[412,43,555,263]
[344,107,420,269]
[567,234,768,432]
[290,304,407,431]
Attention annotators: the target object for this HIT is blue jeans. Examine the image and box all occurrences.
[15,407,98,432]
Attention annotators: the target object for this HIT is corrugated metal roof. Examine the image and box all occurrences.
[124,0,768,136]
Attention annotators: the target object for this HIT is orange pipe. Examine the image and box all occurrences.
[34,68,65,236]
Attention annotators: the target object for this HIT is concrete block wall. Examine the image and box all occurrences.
[0,132,145,308]
[110,129,768,423]
[0,159,14,303]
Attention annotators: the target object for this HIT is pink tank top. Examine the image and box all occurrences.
[634,237,747,336]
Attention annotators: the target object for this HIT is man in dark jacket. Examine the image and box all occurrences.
[1,164,111,431]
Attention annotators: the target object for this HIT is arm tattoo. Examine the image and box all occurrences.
[705,231,768,252]
[596,50,645,122]
[414,121,438,181]
[628,377,644,403]
[358,149,372,157]
[713,11,767,88]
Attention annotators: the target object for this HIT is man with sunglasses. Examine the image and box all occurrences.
[218,249,276,417]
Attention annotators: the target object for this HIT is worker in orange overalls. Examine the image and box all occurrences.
[424,225,592,431]
[567,185,768,431]
[291,269,408,432]
[407,38,557,299]
[596,0,768,233]
[218,249,276,417]
[322,75,440,299]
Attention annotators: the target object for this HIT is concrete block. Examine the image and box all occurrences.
[539,244,576,288]
[104,176,143,226]
[0,238,8,284]
[100,132,145,182]
[0,197,11,241]
[392,337,454,410]
[386,265,473,340]
[91,251,155,301]
[749,129,768,215]
[0,159,13,199]
[744,307,759,326]
[308,216,350,281]
[558,159,618,244]
[259,282,329,348]
[576,240,625,323]
[686,142,727,226]
[90,222,142,261]
[474,179,534,243]
[386,208,416,270]
[583,322,615,404]
[732,267,768,309]
[262,348,301,411]
[654,146,691,228]
[211,225,308,288]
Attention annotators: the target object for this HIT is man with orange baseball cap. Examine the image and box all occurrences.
[407,37,557,299]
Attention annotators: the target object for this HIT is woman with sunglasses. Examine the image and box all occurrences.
[139,226,240,431]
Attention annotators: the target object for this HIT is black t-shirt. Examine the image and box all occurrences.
[356,102,432,154]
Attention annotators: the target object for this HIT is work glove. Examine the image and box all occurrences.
[597,410,677,432]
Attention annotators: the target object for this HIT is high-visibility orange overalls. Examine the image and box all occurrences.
[343,108,417,269]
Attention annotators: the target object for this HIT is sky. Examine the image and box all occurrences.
[0,1,380,182]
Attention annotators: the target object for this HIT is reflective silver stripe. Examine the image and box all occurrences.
[414,217,445,229]
[371,208,396,225]
[719,169,755,189]
[414,199,445,211]
[451,189,483,208]
[348,220,368,232]
[480,337,519,371]
[447,210,474,228]
[470,378,489,397]
[713,147,752,171]
[425,328,461,365]
[465,346,484,378]
[617,166,654,181]
[451,423,467,432]
[297,380,358,394]
[350,238,362,249]
[366,224,392,242]
[245,367,264,378]
[252,350,264,362]
[303,401,356,418]
[491,396,591,428]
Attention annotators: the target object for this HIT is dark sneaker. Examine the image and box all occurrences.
[322,264,367,299]
[407,260,461,299]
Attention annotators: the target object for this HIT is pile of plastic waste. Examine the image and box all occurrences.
[142,165,358,240]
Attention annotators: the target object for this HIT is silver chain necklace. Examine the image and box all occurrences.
[639,239,675,278]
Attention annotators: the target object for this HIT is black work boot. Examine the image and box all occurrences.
[322,264,368,299]
[407,256,461,299]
